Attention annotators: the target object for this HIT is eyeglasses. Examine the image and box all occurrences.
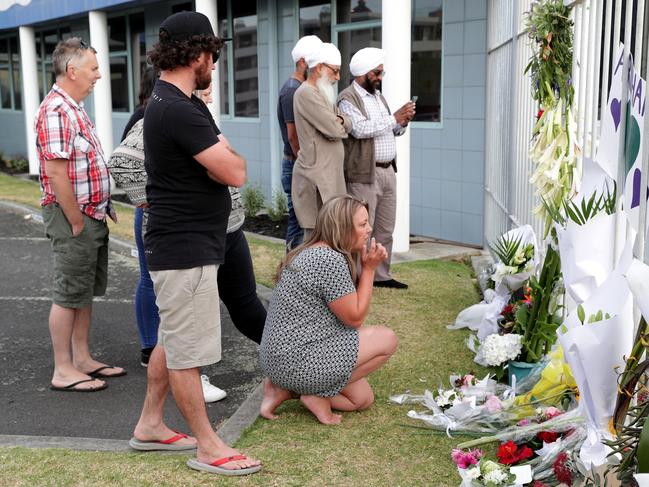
[370,68,385,77]
[212,50,220,63]
[323,63,340,76]
[65,39,89,72]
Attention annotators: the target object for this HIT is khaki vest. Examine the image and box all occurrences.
[336,84,397,184]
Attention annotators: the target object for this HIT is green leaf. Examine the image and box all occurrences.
[577,304,585,324]
[637,417,649,473]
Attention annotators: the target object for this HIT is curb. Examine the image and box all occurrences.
[0,199,270,451]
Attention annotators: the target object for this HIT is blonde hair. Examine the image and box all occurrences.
[274,195,368,283]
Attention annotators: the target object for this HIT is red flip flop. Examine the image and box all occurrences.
[129,431,196,451]
[187,455,262,476]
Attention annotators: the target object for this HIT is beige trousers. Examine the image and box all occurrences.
[346,165,396,282]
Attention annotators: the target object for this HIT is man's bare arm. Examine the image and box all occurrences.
[200,134,247,187]
[286,122,300,158]
[45,158,85,235]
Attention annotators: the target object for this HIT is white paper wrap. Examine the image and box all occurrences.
[449,226,538,339]
[558,241,635,467]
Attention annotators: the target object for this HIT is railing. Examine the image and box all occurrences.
[484,0,649,256]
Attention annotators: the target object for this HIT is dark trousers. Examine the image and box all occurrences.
[218,228,267,344]
[281,157,304,250]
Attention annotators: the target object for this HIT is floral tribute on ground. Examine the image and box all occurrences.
[392,1,649,485]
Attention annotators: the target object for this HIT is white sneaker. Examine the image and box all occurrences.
[200,374,227,403]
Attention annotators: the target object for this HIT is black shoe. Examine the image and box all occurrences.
[373,279,408,289]
[140,347,154,367]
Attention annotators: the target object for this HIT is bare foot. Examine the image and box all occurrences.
[132,422,197,448]
[260,378,293,420]
[51,366,106,391]
[300,395,342,425]
[75,358,125,377]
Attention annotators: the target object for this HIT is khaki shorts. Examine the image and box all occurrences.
[150,265,221,369]
[42,203,108,308]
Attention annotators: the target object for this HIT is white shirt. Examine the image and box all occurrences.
[338,81,405,163]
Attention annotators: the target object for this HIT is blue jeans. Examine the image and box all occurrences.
[281,158,304,249]
[134,207,159,349]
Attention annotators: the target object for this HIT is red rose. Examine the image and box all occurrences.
[553,452,573,484]
[537,109,545,120]
[497,440,534,465]
[537,431,559,443]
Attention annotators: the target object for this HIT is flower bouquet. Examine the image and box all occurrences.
[490,227,538,295]
[449,225,538,339]
[456,457,518,487]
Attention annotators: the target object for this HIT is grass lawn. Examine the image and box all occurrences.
[0,173,486,486]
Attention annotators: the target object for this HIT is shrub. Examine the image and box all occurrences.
[242,184,265,217]
[267,190,288,222]
[0,153,29,174]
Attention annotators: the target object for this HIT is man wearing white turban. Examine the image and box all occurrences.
[291,43,352,234]
[337,47,415,289]
[277,35,323,249]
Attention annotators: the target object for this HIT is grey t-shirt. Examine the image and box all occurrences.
[277,77,302,158]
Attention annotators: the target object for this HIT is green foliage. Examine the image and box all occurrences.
[490,234,534,267]
[606,318,649,483]
[0,152,29,174]
[542,182,617,228]
[242,184,265,218]
[514,244,563,363]
[524,0,575,107]
[576,305,610,325]
[266,189,288,222]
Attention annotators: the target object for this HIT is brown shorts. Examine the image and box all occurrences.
[150,265,221,369]
[42,203,108,308]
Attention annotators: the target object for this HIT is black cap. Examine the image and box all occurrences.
[160,11,215,41]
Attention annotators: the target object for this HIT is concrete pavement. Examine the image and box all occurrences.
[0,202,263,450]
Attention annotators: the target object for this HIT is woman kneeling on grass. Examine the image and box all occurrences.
[259,196,398,425]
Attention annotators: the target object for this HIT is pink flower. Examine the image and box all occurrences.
[544,406,562,420]
[517,419,531,426]
[451,448,483,469]
[462,374,476,387]
[484,395,503,413]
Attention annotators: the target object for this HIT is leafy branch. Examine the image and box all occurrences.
[542,182,617,228]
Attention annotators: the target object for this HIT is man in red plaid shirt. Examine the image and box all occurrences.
[36,37,125,393]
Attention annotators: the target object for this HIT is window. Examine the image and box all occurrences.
[10,37,20,110]
[411,0,442,122]
[35,27,71,100]
[299,1,331,42]
[333,0,382,90]
[298,1,443,124]
[218,0,259,118]
[336,0,381,24]
[172,2,193,14]
[337,28,381,89]
[0,39,11,109]
[108,12,147,112]
[217,0,230,114]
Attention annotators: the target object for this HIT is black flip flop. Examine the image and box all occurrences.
[50,378,108,392]
[87,365,127,378]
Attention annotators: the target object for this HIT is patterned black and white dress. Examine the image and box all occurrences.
[259,246,359,397]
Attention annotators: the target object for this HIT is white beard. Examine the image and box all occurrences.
[316,74,336,107]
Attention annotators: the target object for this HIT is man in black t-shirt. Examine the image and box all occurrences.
[129,12,261,476]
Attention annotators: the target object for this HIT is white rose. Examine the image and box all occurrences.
[483,468,508,484]
[465,467,481,480]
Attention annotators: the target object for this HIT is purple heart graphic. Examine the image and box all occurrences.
[611,98,621,131]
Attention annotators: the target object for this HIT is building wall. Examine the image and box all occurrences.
[0,111,27,157]
[409,0,486,246]
[0,0,488,246]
